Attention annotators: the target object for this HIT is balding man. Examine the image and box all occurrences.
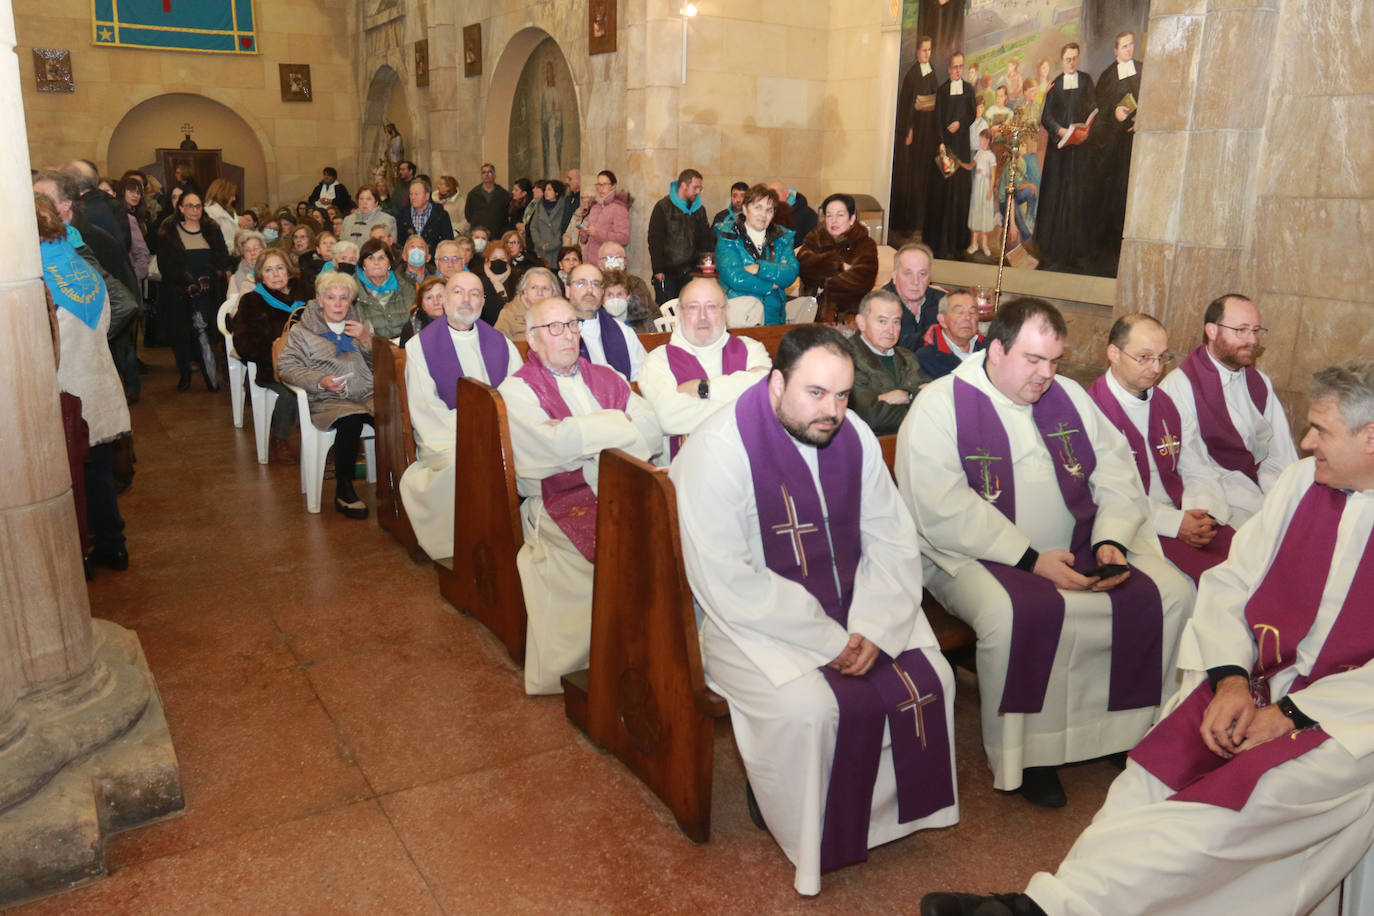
[498,298,662,693]
[915,289,986,379]
[401,271,523,560]
[567,263,647,381]
[847,289,930,436]
[1158,294,1300,526]
[638,278,771,456]
[63,159,129,252]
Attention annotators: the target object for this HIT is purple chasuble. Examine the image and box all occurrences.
[735,379,955,873]
[578,309,633,379]
[953,376,1164,714]
[664,335,749,458]
[417,317,513,410]
[1131,483,1374,810]
[1178,345,1269,485]
[512,352,630,563]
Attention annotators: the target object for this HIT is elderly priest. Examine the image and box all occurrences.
[922,360,1374,916]
[498,298,663,694]
[897,298,1194,807]
[400,271,522,560]
[671,325,958,897]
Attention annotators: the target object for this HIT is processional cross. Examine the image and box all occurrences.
[771,484,819,578]
[990,106,1043,310]
[894,662,937,749]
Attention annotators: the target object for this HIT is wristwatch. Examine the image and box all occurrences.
[697,379,710,400]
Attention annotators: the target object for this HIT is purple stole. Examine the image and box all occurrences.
[664,335,749,458]
[1130,482,1374,810]
[511,352,631,563]
[735,379,955,873]
[579,308,632,379]
[1088,375,1235,584]
[417,317,513,409]
[1178,345,1269,485]
[953,376,1164,714]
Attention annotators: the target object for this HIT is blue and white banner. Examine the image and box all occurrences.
[92,0,258,55]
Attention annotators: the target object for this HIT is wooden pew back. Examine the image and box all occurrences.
[373,338,419,553]
[512,322,792,363]
[436,377,528,663]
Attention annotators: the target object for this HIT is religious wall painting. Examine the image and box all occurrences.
[464,23,482,77]
[589,0,617,55]
[279,64,312,102]
[92,0,258,54]
[508,38,582,187]
[33,49,74,93]
[415,39,430,87]
[889,0,1147,279]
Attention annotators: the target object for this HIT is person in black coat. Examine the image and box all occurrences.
[922,53,976,260]
[1090,31,1142,272]
[1035,42,1098,272]
[156,191,235,391]
[395,176,455,253]
[891,35,942,236]
[308,167,355,214]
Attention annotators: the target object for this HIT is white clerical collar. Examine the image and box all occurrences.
[448,323,477,341]
[1105,366,1151,405]
[673,328,725,352]
[942,329,975,357]
[861,336,895,358]
[580,313,603,339]
[1062,72,1079,90]
[1117,59,1137,79]
[919,62,932,76]
[1206,348,1244,381]
[949,79,963,95]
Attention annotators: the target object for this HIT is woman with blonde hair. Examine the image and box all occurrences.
[203,178,241,242]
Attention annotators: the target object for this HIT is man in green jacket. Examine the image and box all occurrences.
[846,288,931,435]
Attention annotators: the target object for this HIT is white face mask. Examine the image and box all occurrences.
[406,248,427,267]
[473,237,487,253]
[601,255,625,270]
[603,296,629,319]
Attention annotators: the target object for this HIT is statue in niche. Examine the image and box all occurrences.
[508,38,580,183]
[539,61,564,180]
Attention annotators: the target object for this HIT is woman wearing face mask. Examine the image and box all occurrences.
[259,218,282,248]
[469,226,491,262]
[528,180,569,270]
[341,184,398,246]
[578,170,632,266]
[227,248,311,462]
[598,268,656,334]
[398,275,448,346]
[353,237,416,340]
[228,229,267,297]
[400,235,432,285]
[494,266,557,343]
[715,184,798,326]
[327,240,360,275]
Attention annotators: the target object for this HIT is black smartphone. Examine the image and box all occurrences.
[1083,563,1129,579]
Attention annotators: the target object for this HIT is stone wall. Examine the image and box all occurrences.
[16,0,360,207]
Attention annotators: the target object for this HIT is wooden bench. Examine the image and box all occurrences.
[435,378,528,664]
[511,322,792,363]
[372,338,424,560]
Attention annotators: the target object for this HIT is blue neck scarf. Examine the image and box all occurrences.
[254,282,303,314]
[321,328,357,354]
[41,230,106,329]
[359,269,398,295]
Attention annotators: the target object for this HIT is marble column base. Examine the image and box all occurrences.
[0,620,184,906]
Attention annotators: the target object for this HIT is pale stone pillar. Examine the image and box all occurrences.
[623,0,684,279]
[0,2,181,905]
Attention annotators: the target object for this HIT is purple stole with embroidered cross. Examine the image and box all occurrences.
[579,308,632,379]
[1131,482,1374,810]
[664,335,749,458]
[1178,345,1269,485]
[735,378,955,873]
[512,352,630,563]
[953,376,1164,714]
[417,317,513,409]
[1088,374,1235,583]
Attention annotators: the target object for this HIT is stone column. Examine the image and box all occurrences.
[623,0,684,279]
[0,3,181,905]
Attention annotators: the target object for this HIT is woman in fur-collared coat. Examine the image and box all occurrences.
[797,192,879,323]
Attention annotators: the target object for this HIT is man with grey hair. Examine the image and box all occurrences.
[62,158,129,251]
[847,288,930,435]
[882,242,946,352]
[923,359,1374,916]
[916,289,986,379]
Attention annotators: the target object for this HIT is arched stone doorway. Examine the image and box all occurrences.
[361,65,413,186]
[484,28,582,184]
[106,93,267,206]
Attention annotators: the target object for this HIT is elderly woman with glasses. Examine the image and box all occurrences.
[495,266,558,343]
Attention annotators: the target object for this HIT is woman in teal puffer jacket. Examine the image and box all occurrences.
[714,184,799,326]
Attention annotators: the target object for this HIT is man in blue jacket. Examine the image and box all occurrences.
[647,169,714,304]
[883,243,946,352]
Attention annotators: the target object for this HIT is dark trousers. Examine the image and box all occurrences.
[263,381,299,440]
[85,441,126,556]
[653,271,692,306]
[330,413,373,494]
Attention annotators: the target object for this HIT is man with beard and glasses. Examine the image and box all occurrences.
[1158,294,1299,527]
[566,263,647,382]
[670,325,959,896]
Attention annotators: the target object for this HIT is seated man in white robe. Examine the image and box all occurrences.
[898,298,1194,807]
[638,277,771,458]
[1158,293,1299,526]
[672,325,958,897]
[1087,313,1235,584]
[498,297,662,694]
[923,359,1374,916]
[399,271,522,559]
[566,263,647,382]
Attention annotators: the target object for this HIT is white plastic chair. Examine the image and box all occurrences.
[286,384,376,514]
[785,296,818,324]
[216,296,244,427]
[653,315,677,332]
[659,298,679,319]
[246,362,280,465]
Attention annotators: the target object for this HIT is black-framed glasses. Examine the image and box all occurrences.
[530,318,584,337]
[1121,350,1175,368]
[1214,323,1268,339]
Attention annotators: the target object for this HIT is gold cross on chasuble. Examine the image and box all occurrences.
[770,484,820,578]
[1155,420,1181,464]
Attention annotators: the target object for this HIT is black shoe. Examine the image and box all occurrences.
[138,359,151,375]
[921,892,1046,916]
[88,548,129,571]
[1105,751,1129,770]
[335,493,368,519]
[1020,766,1066,808]
[176,371,192,392]
[745,782,766,829]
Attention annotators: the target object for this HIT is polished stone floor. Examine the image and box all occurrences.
[15,349,1119,914]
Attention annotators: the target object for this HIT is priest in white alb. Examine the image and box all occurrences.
[400,271,522,559]
[638,277,771,458]
[922,359,1374,916]
[1087,313,1235,584]
[498,298,662,694]
[1157,293,1299,526]
[672,325,958,897]
[898,298,1194,807]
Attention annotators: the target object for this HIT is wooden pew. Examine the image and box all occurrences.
[511,322,793,363]
[435,378,528,663]
[372,338,423,559]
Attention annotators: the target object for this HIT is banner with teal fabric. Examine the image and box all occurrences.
[92,0,258,55]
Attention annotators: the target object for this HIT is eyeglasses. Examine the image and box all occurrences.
[530,319,584,337]
[182,202,203,209]
[436,256,462,264]
[1120,350,1175,368]
[681,302,724,314]
[1214,323,1268,340]
[570,279,604,289]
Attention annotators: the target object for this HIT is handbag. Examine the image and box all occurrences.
[271,305,307,378]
